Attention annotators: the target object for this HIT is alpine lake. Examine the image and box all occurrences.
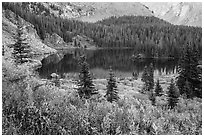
[38,48,179,79]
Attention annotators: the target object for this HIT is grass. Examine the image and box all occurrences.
[2,59,202,135]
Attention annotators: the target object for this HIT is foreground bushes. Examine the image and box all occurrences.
[2,60,202,135]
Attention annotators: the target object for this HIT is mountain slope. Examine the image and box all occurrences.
[2,9,56,61]
[142,2,202,27]
[8,2,201,27]
[73,2,153,22]
[73,2,202,27]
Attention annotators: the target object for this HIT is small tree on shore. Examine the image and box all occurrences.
[12,16,31,64]
[167,79,180,109]
[141,63,154,94]
[154,79,163,96]
[183,80,192,99]
[105,67,119,103]
[2,45,5,56]
[148,63,154,91]
[141,66,148,83]
[149,90,156,106]
[77,55,97,99]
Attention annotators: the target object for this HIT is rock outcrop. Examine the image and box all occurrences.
[73,2,153,22]
[142,2,202,27]
[44,33,72,49]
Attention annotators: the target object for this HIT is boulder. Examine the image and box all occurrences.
[28,59,42,70]
[51,73,59,79]
[44,33,68,48]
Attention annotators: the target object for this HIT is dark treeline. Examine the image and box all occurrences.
[3,2,202,58]
[97,15,172,26]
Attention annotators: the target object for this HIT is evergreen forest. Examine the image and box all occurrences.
[2,2,202,58]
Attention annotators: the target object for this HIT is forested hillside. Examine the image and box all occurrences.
[97,16,171,26]
[2,2,202,59]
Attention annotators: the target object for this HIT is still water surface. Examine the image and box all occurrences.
[38,48,179,79]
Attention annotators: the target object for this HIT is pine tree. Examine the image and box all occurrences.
[141,63,154,93]
[154,79,163,96]
[2,45,5,56]
[74,39,77,47]
[149,90,156,106]
[168,79,180,109]
[141,66,149,94]
[183,80,192,99]
[105,67,119,103]
[12,16,31,64]
[148,63,154,91]
[141,66,148,83]
[176,42,201,98]
[77,55,97,99]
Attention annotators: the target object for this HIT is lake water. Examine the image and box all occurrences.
[38,48,179,79]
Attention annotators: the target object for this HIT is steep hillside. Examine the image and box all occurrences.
[2,9,57,61]
[6,2,201,27]
[75,2,201,27]
[142,2,202,27]
[73,2,153,22]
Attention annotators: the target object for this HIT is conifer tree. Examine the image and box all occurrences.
[77,55,97,99]
[154,79,163,96]
[141,66,148,83]
[183,80,192,99]
[176,42,201,98]
[2,45,5,56]
[74,39,77,47]
[148,63,154,91]
[105,67,119,103]
[168,79,180,109]
[141,66,149,94]
[141,63,154,93]
[149,90,156,106]
[12,16,31,64]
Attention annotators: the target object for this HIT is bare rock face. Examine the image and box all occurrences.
[142,2,202,27]
[17,2,201,27]
[20,2,153,22]
[28,59,42,70]
[41,53,63,66]
[73,2,153,22]
[44,33,68,48]
[42,2,95,19]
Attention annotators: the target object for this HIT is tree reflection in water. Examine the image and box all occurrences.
[38,49,179,79]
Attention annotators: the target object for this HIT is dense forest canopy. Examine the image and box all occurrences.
[2,2,202,58]
[97,15,172,26]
